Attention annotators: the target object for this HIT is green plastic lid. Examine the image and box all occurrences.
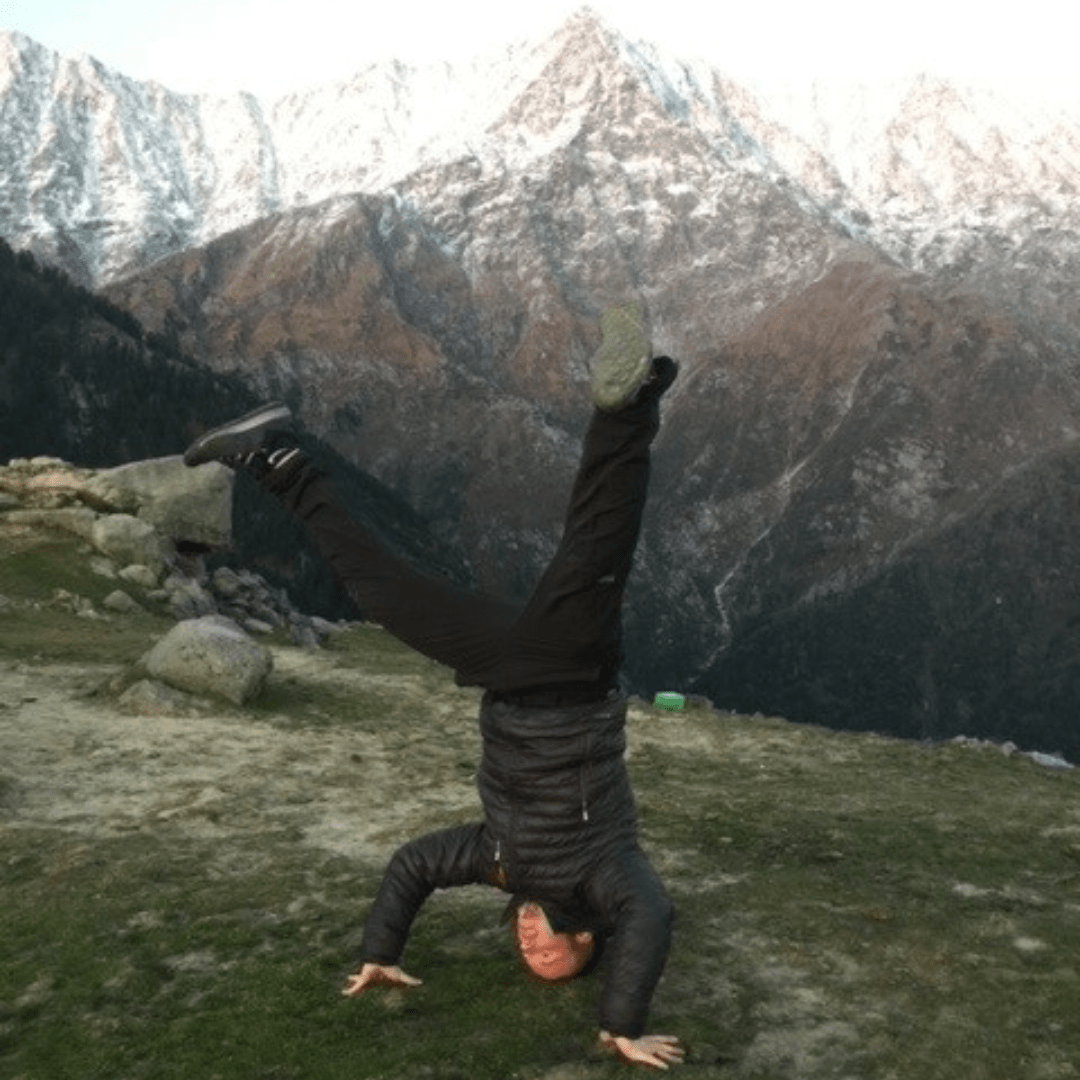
[653,691,685,711]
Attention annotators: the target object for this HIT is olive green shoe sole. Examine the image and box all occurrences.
[589,304,652,411]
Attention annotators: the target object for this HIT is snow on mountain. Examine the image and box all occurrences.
[0,16,630,282]
[2,9,1079,328]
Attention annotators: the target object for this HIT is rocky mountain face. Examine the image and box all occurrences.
[3,12,1079,755]
[0,236,470,626]
[645,260,1080,755]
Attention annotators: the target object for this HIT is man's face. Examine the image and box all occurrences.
[514,902,594,982]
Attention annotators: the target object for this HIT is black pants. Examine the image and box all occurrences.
[277,396,660,697]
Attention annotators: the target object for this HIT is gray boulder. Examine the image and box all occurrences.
[90,514,165,574]
[210,566,245,600]
[143,616,273,705]
[88,456,233,549]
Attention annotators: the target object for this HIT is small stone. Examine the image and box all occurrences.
[211,566,245,599]
[103,590,143,614]
[75,596,102,619]
[118,679,201,716]
[290,623,322,649]
[166,578,217,620]
[119,564,161,590]
[249,603,284,628]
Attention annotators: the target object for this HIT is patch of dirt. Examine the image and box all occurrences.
[0,647,482,868]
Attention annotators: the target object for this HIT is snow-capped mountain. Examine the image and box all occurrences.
[3,10,1080,757]
[3,10,1079,335]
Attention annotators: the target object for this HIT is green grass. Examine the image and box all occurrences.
[633,720,1080,1078]
[0,532,173,663]
[0,828,621,1080]
[0,533,126,602]
[4,528,1080,1078]
[5,694,1078,1078]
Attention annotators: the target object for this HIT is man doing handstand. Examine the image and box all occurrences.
[183,307,683,1069]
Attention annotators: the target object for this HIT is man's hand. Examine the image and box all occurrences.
[341,962,423,997]
[599,1030,685,1069]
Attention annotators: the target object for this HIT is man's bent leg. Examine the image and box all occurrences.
[185,402,522,684]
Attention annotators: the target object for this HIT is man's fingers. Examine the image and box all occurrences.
[627,1048,669,1069]
[341,974,370,996]
[600,1033,685,1069]
[652,1037,684,1057]
[341,965,423,996]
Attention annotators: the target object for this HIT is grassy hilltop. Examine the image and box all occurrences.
[2,527,1079,1079]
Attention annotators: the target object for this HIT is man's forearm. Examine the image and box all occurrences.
[591,850,675,1038]
[358,823,488,964]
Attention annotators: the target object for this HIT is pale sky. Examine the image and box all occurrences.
[0,0,1076,102]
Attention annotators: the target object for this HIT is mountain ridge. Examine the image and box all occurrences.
[4,11,1080,756]
[4,9,1080,324]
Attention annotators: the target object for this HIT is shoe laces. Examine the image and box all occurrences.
[225,445,300,474]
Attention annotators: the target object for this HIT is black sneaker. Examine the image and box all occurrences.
[183,402,296,469]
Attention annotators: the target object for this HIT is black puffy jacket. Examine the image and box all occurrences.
[358,690,674,1038]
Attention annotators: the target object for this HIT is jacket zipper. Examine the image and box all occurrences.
[492,840,508,889]
[580,731,590,822]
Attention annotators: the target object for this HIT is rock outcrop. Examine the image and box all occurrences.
[0,455,231,552]
[0,454,349,705]
[89,457,233,549]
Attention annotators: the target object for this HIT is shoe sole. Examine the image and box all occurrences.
[589,305,651,410]
[183,402,294,467]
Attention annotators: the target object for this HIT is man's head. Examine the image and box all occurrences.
[512,901,595,983]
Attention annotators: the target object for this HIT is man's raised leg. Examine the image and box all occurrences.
[183,405,516,682]
[487,356,676,694]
